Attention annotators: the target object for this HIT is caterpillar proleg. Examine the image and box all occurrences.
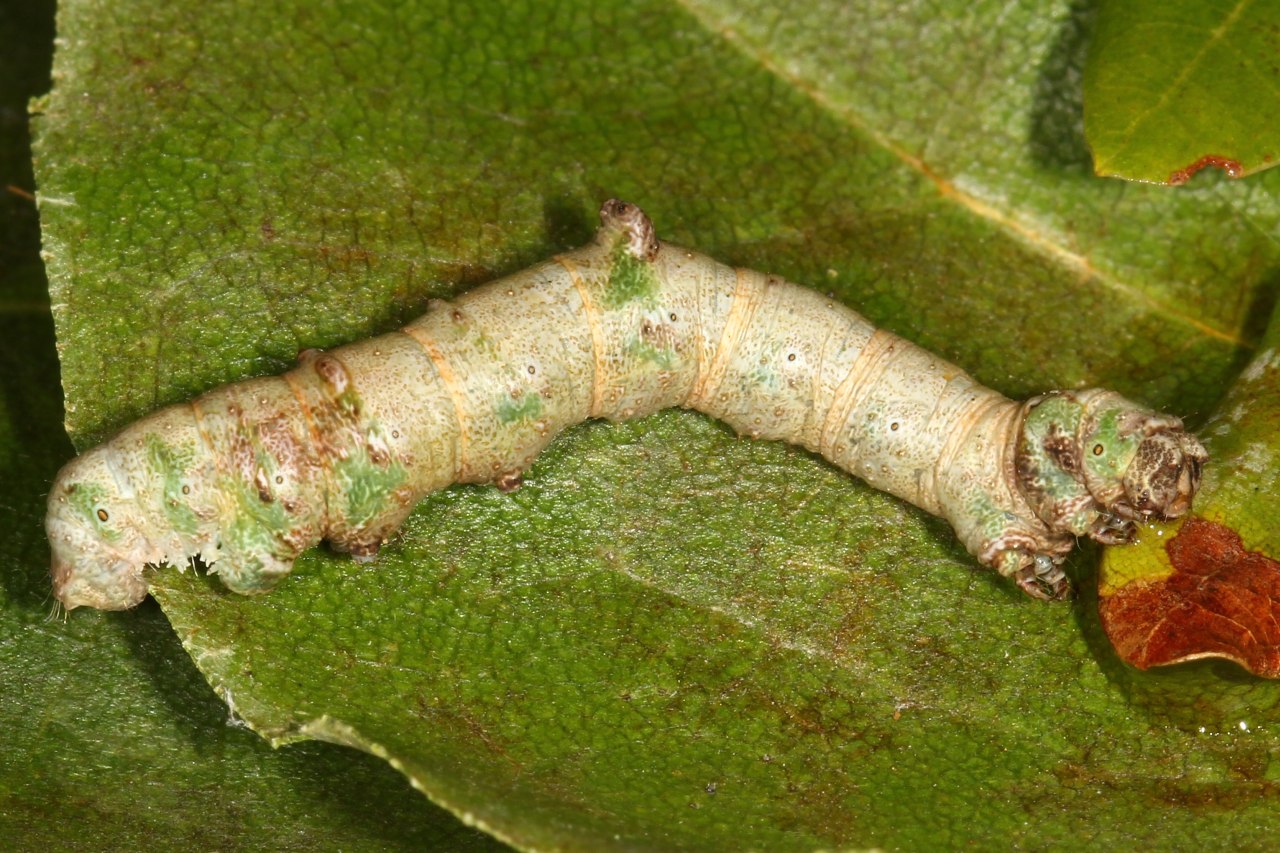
[47,200,1207,610]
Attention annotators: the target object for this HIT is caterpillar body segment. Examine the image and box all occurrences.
[47,200,1206,610]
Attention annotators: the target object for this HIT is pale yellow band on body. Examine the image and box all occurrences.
[687,267,765,409]
[819,327,897,460]
[554,253,609,419]
[932,392,1005,488]
[400,326,469,480]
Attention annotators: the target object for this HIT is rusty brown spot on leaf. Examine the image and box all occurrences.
[1098,517,1280,676]
[1167,155,1244,185]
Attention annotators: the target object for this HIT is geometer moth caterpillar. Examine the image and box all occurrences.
[47,199,1207,610]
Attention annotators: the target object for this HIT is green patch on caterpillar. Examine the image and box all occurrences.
[496,391,545,425]
[604,242,661,308]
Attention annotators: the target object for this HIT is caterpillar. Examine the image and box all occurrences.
[47,199,1207,611]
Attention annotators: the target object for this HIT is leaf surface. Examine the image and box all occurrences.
[33,0,1280,849]
[1,4,502,849]
[1084,0,1280,183]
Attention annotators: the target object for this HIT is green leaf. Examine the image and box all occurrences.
[1085,0,1280,184]
[0,4,502,850]
[32,0,1280,849]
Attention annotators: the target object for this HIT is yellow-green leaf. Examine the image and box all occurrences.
[1085,0,1280,183]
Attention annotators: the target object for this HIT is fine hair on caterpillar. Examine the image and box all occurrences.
[46,199,1207,610]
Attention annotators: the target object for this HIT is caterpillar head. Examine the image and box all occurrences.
[1115,420,1207,520]
[1080,399,1207,524]
[47,447,156,611]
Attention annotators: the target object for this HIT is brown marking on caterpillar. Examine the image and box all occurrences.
[256,414,308,478]
[254,467,273,503]
[348,541,380,558]
[1125,429,1202,518]
[282,371,328,461]
[367,434,391,465]
[640,318,676,351]
[312,353,350,396]
[1042,426,1081,476]
[600,198,659,261]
